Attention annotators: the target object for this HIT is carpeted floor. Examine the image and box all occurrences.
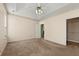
[2,38,79,56]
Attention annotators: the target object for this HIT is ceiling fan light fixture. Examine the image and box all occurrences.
[36,6,43,15]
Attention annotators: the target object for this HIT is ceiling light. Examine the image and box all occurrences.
[36,5,43,15]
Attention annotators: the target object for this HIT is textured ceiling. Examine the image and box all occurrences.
[5,3,79,21]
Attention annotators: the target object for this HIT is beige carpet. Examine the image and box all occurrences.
[2,39,79,56]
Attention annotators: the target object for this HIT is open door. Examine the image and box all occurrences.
[41,24,44,38]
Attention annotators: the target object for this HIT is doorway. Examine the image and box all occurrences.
[40,24,44,38]
[67,17,79,47]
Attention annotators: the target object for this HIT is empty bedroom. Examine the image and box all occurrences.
[0,3,79,56]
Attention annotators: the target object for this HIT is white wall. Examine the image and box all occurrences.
[8,14,39,42]
[0,3,7,55]
[40,9,79,45]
